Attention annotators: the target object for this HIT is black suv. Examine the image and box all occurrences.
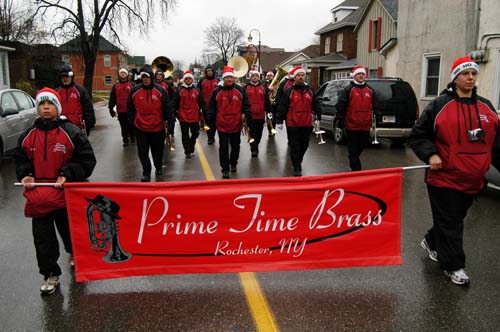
[317,78,419,144]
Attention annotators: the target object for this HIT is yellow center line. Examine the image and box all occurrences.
[195,140,279,332]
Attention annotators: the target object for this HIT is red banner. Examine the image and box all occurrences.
[65,168,403,282]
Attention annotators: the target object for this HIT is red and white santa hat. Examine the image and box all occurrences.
[35,87,62,115]
[290,66,306,78]
[266,71,274,77]
[450,56,479,82]
[249,68,260,77]
[351,65,366,77]
[182,70,194,80]
[222,65,235,78]
[119,68,128,75]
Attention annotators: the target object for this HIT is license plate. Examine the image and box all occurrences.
[382,115,396,123]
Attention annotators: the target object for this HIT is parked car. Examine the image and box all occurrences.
[0,89,38,157]
[317,78,419,145]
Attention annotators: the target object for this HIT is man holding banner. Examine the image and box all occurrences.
[14,88,96,295]
[409,56,500,286]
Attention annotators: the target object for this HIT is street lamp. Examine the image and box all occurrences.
[247,29,261,74]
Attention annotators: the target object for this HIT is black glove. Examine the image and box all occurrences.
[109,109,116,117]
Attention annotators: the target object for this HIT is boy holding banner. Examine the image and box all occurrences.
[409,56,500,286]
[14,88,96,295]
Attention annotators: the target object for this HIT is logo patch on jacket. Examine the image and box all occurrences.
[53,143,67,154]
[480,114,490,123]
[71,92,78,99]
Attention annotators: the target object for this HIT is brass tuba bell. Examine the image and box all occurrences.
[152,56,174,78]
[227,56,249,78]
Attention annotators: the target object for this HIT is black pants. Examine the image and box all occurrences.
[203,109,216,140]
[249,119,265,153]
[32,208,72,279]
[287,126,312,172]
[218,132,241,172]
[346,130,370,171]
[135,128,165,176]
[425,185,474,271]
[180,121,200,155]
[117,112,134,143]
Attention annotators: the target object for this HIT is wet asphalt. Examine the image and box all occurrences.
[1,101,499,332]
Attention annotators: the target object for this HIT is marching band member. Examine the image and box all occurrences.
[174,70,204,158]
[127,65,172,182]
[208,66,251,179]
[14,88,96,295]
[108,68,135,146]
[55,65,95,136]
[335,66,376,171]
[197,66,219,145]
[244,68,271,157]
[277,66,319,177]
[155,69,176,136]
[409,56,500,286]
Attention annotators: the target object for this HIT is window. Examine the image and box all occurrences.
[369,69,378,78]
[368,18,381,51]
[422,54,441,97]
[324,36,331,54]
[336,33,343,52]
[1,92,18,112]
[104,55,111,67]
[62,55,70,63]
[104,76,113,85]
[12,91,33,111]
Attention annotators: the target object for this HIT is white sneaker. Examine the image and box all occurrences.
[444,269,470,286]
[420,239,438,262]
[40,276,60,295]
[70,256,74,268]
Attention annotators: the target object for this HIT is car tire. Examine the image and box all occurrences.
[333,120,346,145]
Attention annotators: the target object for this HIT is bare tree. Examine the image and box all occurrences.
[0,0,46,43]
[204,17,243,65]
[33,0,177,94]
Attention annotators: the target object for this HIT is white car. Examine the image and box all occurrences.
[0,89,38,156]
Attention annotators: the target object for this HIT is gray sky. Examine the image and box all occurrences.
[124,0,342,68]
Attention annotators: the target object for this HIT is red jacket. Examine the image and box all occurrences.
[278,84,319,127]
[174,85,203,123]
[56,83,95,130]
[127,84,172,133]
[109,81,135,113]
[409,89,500,194]
[244,83,270,120]
[207,85,251,133]
[198,78,219,110]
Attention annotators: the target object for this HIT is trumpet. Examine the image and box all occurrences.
[165,121,175,151]
[242,114,254,143]
[267,112,277,135]
[371,114,380,145]
[199,110,210,131]
[313,118,326,145]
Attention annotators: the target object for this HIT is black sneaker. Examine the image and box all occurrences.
[122,141,129,146]
[293,169,302,177]
[208,138,215,145]
[251,150,258,157]
[155,169,162,176]
[185,153,191,159]
[141,176,151,182]
[230,165,237,172]
[222,171,230,179]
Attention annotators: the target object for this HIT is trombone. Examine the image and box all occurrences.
[165,121,175,151]
[242,114,254,143]
[313,117,326,144]
[267,112,277,135]
[199,110,210,131]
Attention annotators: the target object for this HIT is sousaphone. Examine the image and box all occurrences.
[227,56,249,78]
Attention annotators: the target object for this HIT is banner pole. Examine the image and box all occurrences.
[13,182,60,187]
[402,165,430,171]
